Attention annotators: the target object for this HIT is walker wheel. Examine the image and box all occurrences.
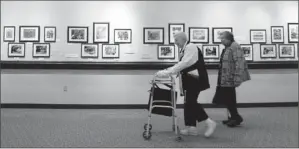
[143,131,152,140]
[175,136,183,142]
[144,124,152,131]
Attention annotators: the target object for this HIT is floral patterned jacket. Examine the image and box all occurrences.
[219,42,251,87]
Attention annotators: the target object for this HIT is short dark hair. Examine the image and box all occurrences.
[222,31,235,42]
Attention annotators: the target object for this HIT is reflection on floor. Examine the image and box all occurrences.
[1,107,298,148]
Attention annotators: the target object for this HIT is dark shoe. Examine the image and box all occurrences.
[226,117,243,127]
[222,119,231,125]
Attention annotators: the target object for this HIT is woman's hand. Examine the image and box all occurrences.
[156,70,170,77]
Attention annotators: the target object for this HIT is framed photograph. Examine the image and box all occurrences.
[67,26,88,43]
[250,29,267,43]
[32,43,50,58]
[202,45,219,59]
[271,26,284,43]
[19,26,40,42]
[81,44,98,58]
[157,45,175,59]
[102,44,119,58]
[3,26,15,42]
[44,26,56,42]
[212,27,233,43]
[260,44,276,58]
[169,23,185,44]
[114,29,132,44]
[8,43,25,57]
[93,22,109,43]
[143,28,164,44]
[189,27,209,43]
[240,44,253,61]
[278,44,295,58]
[288,23,298,43]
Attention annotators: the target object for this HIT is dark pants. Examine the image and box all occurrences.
[213,87,241,120]
[225,89,241,120]
[184,89,209,126]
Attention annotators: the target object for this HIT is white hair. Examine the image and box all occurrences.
[174,31,188,41]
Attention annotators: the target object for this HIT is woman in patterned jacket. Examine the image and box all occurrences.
[212,31,251,127]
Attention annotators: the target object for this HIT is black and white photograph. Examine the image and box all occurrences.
[279,44,295,58]
[19,26,40,42]
[44,26,56,42]
[32,43,50,57]
[67,26,88,43]
[288,23,298,43]
[250,29,267,43]
[260,44,276,58]
[1,1,298,149]
[271,26,284,43]
[240,44,253,61]
[102,44,119,58]
[3,26,15,42]
[7,43,25,57]
[169,23,185,44]
[202,45,219,59]
[114,29,132,43]
[189,27,209,43]
[212,27,233,43]
[157,45,175,59]
[143,28,164,44]
[93,22,109,43]
[81,44,98,58]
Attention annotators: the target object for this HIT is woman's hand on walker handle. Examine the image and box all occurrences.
[156,69,170,77]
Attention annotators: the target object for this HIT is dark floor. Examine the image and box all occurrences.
[1,107,298,148]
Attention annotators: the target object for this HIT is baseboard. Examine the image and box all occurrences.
[1,102,298,109]
[1,61,298,69]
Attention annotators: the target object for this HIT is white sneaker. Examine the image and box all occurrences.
[204,120,217,137]
[180,126,198,136]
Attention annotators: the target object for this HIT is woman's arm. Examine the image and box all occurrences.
[231,42,244,87]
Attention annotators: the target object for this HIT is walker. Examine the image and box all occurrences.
[142,74,183,142]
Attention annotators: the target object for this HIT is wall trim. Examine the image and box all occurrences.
[0,61,298,69]
[1,102,297,109]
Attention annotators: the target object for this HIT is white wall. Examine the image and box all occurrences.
[1,69,298,104]
[1,1,298,63]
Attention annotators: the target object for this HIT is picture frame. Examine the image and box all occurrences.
[114,29,132,44]
[143,27,164,44]
[189,27,209,43]
[157,44,176,59]
[278,44,295,58]
[250,29,267,43]
[8,43,25,57]
[93,22,110,43]
[288,23,298,43]
[81,43,98,58]
[44,26,56,42]
[169,23,185,44]
[260,44,276,58]
[212,27,233,43]
[271,26,284,43]
[240,44,253,61]
[32,43,50,58]
[202,44,220,59]
[102,44,119,58]
[3,26,15,42]
[67,26,88,43]
[19,26,40,42]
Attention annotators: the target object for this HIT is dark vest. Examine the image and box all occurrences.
[180,42,210,92]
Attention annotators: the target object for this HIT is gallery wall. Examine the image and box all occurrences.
[1,1,298,63]
[1,69,298,105]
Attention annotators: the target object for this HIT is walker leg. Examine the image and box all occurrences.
[174,114,182,141]
[143,87,154,140]
[173,89,182,141]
